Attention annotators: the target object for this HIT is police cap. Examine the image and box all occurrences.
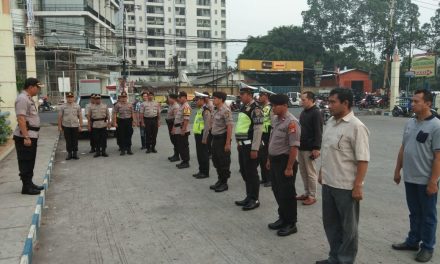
[66,92,74,97]
[120,91,128,97]
[24,77,43,89]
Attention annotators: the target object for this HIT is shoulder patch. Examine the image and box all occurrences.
[183,106,191,116]
[288,122,297,134]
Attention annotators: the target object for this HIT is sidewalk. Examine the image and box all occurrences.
[0,127,59,264]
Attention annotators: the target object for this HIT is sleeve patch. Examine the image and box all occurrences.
[288,122,297,134]
[183,106,191,116]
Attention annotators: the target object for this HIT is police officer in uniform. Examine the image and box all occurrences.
[234,84,264,210]
[203,91,214,157]
[172,91,191,169]
[209,91,233,192]
[13,78,45,195]
[58,92,82,160]
[137,92,147,149]
[166,94,180,161]
[88,94,111,157]
[258,87,275,187]
[266,94,301,236]
[192,92,211,179]
[113,91,135,155]
[140,91,161,153]
[86,94,96,153]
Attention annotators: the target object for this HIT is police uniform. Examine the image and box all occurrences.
[140,92,161,153]
[58,92,81,160]
[268,94,301,236]
[113,92,134,155]
[85,94,96,153]
[173,91,191,168]
[166,94,180,161]
[13,78,44,195]
[88,94,110,157]
[209,92,233,192]
[259,87,275,186]
[192,92,212,178]
[235,85,264,210]
[203,93,214,157]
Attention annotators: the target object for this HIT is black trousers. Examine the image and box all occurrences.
[176,132,190,162]
[93,127,107,151]
[144,117,158,149]
[166,119,177,155]
[195,133,209,175]
[259,133,270,182]
[89,127,95,150]
[270,155,298,224]
[238,145,260,200]
[207,132,213,156]
[14,136,38,187]
[63,126,79,152]
[117,118,133,150]
[211,135,231,183]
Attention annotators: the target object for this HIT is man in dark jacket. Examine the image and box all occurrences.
[297,91,323,205]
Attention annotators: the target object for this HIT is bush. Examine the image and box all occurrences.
[0,111,12,145]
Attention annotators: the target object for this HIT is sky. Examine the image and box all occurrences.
[226,0,437,67]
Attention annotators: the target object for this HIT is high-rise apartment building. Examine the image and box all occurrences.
[123,0,227,72]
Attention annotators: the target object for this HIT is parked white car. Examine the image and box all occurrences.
[77,95,116,135]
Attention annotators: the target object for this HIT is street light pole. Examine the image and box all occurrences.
[121,7,127,96]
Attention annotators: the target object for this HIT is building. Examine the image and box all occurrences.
[320,69,373,95]
[11,0,122,100]
[123,0,227,72]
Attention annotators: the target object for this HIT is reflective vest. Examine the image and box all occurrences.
[192,108,204,135]
[235,102,257,140]
[262,104,272,133]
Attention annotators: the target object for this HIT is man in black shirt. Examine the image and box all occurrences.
[297,91,323,205]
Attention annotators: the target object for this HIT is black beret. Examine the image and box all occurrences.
[168,94,178,99]
[270,94,289,105]
[212,91,227,101]
[24,77,43,89]
[202,91,210,97]
[178,91,187,97]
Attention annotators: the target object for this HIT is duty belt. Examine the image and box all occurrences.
[26,122,40,131]
[238,139,264,147]
[174,123,182,127]
[212,133,226,139]
[91,118,106,122]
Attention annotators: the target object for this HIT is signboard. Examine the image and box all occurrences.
[79,79,101,95]
[57,77,70,92]
[238,60,304,72]
[411,55,436,77]
[76,56,121,66]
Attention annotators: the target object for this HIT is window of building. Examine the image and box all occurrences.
[197,30,211,38]
[177,50,186,59]
[141,61,144,66]
[176,18,186,26]
[129,49,137,57]
[215,10,217,15]
[176,29,186,37]
[221,20,226,28]
[198,51,211,59]
[176,40,186,48]
[221,10,226,17]
[128,38,136,46]
[221,31,226,38]
[198,62,211,69]
[197,0,211,6]
[197,8,210,16]
[147,0,164,3]
[221,42,226,49]
[128,27,135,32]
[146,6,164,14]
[197,19,210,27]
[147,17,164,25]
[221,52,226,59]
[197,41,211,49]
[147,28,164,36]
[221,0,225,7]
[149,61,165,68]
[132,60,137,65]
[175,7,185,15]
[148,50,165,58]
[148,39,165,47]
[175,0,185,4]
[215,20,217,25]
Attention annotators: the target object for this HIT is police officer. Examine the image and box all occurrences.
[136,92,147,149]
[115,95,122,151]
[266,94,301,237]
[209,91,233,192]
[172,91,191,169]
[13,77,44,195]
[58,92,82,160]
[258,87,275,187]
[88,94,110,157]
[234,84,264,210]
[166,94,180,161]
[140,91,161,153]
[86,94,96,153]
[203,91,214,157]
[192,92,211,179]
[113,91,135,155]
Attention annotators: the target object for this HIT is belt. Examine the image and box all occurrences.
[92,118,105,122]
[27,126,40,132]
[174,123,182,127]
[118,117,132,120]
[212,133,226,139]
[144,116,158,119]
[166,118,174,122]
[269,154,289,161]
[238,139,252,146]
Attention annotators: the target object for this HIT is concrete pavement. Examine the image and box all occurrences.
[32,115,439,264]
[0,126,59,264]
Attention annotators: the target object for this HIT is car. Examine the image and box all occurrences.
[77,95,116,135]
[287,92,302,108]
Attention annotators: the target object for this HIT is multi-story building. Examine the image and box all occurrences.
[123,0,227,72]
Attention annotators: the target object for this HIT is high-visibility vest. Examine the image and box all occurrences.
[192,108,204,135]
[262,104,272,133]
[235,102,257,140]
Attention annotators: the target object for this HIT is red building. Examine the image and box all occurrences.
[320,69,372,94]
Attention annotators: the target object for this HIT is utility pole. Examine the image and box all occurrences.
[383,0,396,90]
[121,7,127,96]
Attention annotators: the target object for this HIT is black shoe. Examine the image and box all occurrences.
[260,180,267,184]
[177,162,190,169]
[72,151,79,160]
[169,156,180,162]
[264,181,272,187]
[242,199,260,211]
[146,149,151,153]
[66,152,72,160]
[235,197,250,206]
[94,152,101,158]
[127,148,133,155]
[32,183,44,191]
[268,219,285,230]
[415,248,433,262]
[101,151,109,157]
[21,187,41,195]
[277,224,297,236]
[151,148,157,153]
[210,181,222,190]
[214,183,228,192]
[192,172,202,178]
[195,173,209,179]
[315,260,330,264]
[392,242,420,251]
[120,150,126,156]
[89,148,96,153]
[141,146,146,150]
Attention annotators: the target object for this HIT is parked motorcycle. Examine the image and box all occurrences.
[318,101,331,125]
[38,102,55,112]
[392,105,412,117]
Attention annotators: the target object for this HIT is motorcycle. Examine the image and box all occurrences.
[358,95,378,110]
[38,102,55,112]
[318,101,331,125]
[392,105,412,117]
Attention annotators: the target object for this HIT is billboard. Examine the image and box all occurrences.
[411,55,436,77]
[238,60,304,72]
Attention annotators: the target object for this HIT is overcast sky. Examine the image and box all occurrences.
[226,0,437,66]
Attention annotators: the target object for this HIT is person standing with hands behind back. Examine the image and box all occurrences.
[58,92,82,160]
[392,89,440,263]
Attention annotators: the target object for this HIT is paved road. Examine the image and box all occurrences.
[33,115,439,264]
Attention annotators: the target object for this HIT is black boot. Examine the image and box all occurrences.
[72,151,79,160]
[89,148,95,153]
[120,150,126,156]
[66,152,73,160]
[101,148,109,157]
[127,147,133,155]
[169,155,180,162]
[94,148,101,157]
[151,147,157,153]
[21,181,40,195]
[32,183,45,191]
